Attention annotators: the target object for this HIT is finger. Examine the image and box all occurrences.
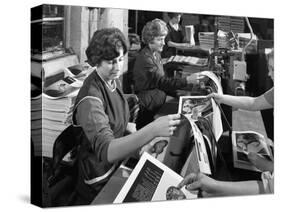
[169,126,177,131]
[169,119,181,127]
[185,180,201,191]
[169,129,173,136]
[168,113,181,120]
[207,93,214,99]
[177,173,197,188]
[169,126,177,135]
[201,191,213,198]
[208,93,217,98]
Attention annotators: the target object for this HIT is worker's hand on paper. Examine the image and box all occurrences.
[179,43,193,49]
[177,172,220,197]
[186,74,207,85]
[207,93,224,104]
[247,152,274,172]
[139,142,154,156]
[150,114,182,137]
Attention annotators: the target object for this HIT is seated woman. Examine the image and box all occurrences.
[70,28,182,205]
[133,18,199,129]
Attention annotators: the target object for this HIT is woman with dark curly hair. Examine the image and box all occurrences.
[70,28,182,205]
[133,19,199,129]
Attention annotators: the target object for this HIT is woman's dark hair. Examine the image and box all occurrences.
[141,19,168,45]
[167,12,182,19]
[86,27,128,66]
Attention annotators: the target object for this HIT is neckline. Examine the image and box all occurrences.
[96,69,117,92]
[169,21,179,31]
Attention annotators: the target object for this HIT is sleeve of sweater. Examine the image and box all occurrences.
[143,54,192,92]
[76,98,114,163]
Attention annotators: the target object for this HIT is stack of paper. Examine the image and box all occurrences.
[31,90,78,158]
[41,90,78,158]
[218,16,245,33]
[167,55,208,66]
[198,32,215,49]
[31,94,43,156]
[217,16,231,32]
[230,16,245,33]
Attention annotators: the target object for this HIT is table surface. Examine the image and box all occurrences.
[91,166,130,205]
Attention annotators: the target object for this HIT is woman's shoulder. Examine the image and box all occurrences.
[77,71,104,98]
[135,47,154,64]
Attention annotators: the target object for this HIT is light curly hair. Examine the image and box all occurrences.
[141,18,168,45]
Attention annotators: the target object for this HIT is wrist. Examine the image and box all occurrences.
[212,180,225,196]
[145,121,157,139]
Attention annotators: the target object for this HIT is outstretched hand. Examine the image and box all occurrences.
[186,74,207,85]
[177,173,220,197]
[247,152,274,172]
[207,92,224,104]
[151,114,182,137]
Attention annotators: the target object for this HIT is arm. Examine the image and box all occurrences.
[209,89,273,111]
[167,41,191,49]
[178,173,265,197]
[77,98,181,164]
[142,54,192,91]
[210,180,264,196]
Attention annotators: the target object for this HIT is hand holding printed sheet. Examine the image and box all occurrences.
[232,131,273,172]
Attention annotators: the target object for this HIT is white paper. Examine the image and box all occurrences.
[232,131,273,172]
[114,152,197,203]
[189,119,212,175]
[178,95,223,141]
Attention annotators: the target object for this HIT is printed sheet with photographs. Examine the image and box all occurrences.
[167,55,208,66]
[232,131,273,172]
[114,152,197,203]
[189,119,212,175]
[178,71,223,141]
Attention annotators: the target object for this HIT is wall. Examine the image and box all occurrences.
[66,6,128,71]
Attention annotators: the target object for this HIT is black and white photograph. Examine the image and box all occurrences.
[178,96,212,120]
[232,131,273,171]
[28,0,275,210]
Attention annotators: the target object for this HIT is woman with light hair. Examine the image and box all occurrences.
[133,18,199,129]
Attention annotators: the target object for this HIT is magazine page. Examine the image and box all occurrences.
[166,55,208,66]
[178,95,222,140]
[232,131,273,172]
[114,152,197,203]
[189,119,212,175]
[199,71,223,95]
[178,96,212,119]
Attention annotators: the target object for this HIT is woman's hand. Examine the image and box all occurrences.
[177,173,221,197]
[126,122,137,134]
[207,93,224,104]
[186,74,208,86]
[247,152,274,172]
[150,114,182,137]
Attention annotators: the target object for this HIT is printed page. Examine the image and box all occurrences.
[189,120,212,175]
[178,94,223,141]
[232,131,273,171]
[114,152,197,203]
